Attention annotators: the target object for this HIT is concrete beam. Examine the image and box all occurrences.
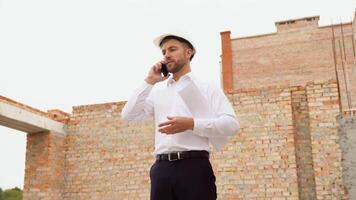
[0,102,67,135]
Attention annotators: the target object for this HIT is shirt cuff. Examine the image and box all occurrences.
[193,118,212,137]
[143,81,154,87]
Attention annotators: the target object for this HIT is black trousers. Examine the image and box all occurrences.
[150,157,217,200]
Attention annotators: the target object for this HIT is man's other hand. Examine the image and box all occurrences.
[158,116,194,134]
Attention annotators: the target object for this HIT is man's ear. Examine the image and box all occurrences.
[185,48,193,59]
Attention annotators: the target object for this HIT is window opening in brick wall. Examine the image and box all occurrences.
[0,126,26,191]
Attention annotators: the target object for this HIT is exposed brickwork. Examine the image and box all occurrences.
[306,81,345,199]
[47,109,70,124]
[218,14,356,198]
[222,15,356,112]
[291,86,317,199]
[63,102,154,200]
[221,31,234,93]
[212,86,299,199]
[331,22,356,112]
[23,132,66,200]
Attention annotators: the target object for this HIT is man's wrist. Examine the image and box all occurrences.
[189,118,194,130]
[144,78,156,85]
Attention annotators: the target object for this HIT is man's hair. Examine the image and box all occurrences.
[159,35,195,60]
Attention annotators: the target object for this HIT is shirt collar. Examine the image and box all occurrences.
[167,72,196,87]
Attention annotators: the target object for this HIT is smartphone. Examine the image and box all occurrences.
[161,63,169,77]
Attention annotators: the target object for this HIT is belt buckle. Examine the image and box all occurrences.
[168,152,181,162]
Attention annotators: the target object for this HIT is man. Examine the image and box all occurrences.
[121,32,239,200]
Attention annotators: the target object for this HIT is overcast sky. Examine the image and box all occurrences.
[0,0,355,190]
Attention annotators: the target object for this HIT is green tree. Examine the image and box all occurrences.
[3,187,22,200]
[0,187,4,200]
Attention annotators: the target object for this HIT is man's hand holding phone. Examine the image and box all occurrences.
[145,62,170,85]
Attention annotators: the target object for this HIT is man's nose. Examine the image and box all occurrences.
[164,52,171,60]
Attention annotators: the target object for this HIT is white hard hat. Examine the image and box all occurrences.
[153,32,196,55]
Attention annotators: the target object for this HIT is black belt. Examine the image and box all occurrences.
[156,150,209,162]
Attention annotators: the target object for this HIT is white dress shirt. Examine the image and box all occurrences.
[121,72,239,155]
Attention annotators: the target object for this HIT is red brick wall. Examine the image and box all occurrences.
[291,86,317,199]
[63,102,154,200]
[331,22,356,112]
[231,26,333,89]
[306,81,345,199]
[221,31,234,92]
[213,86,299,199]
[23,132,66,200]
[223,16,356,112]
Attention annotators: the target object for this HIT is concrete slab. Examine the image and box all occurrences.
[0,101,67,135]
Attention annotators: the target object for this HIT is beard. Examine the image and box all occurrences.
[168,59,186,74]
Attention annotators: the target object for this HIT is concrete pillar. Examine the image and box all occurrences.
[338,111,356,199]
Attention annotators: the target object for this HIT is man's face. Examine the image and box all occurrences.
[161,39,192,74]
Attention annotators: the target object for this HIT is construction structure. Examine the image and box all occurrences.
[0,12,355,199]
